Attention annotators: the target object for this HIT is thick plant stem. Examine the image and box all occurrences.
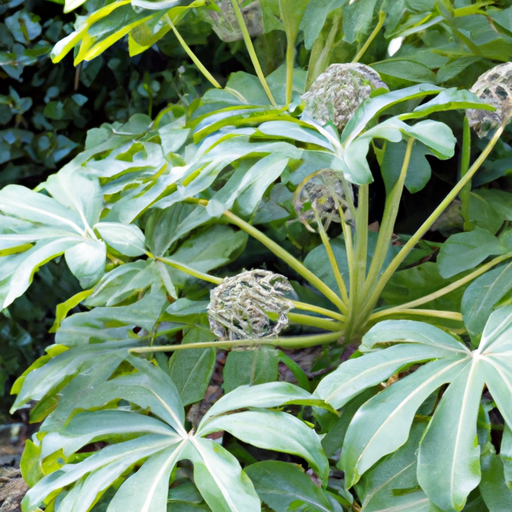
[369,308,463,322]
[345,185,369,341]
[334,195,355,296]
[129,330,344,353]
[165,15,222,90]
[362,121,508,317]
[361,137,415,303]
[223,209,348,313]
[292,300,345,321]
[352,10,386,63]
[370,253,512,318]
[288,312,344,331]
[314,210,349,305]
[156,256,223,285]
[460,116,473,231]
[229,0,277,107]
[285,40,294,106]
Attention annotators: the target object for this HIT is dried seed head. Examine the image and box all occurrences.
[203,0,263,42]
[466,62,512,138]
[208,270,295,340]
[294,169,353,232]
[301,63,388,132]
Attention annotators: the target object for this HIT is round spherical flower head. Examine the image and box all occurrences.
[207,270,295,341]
[466,62,512,138]
[301,63,388,132]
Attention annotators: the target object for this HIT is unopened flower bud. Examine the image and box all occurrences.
[207,270,294,340]
[301,63,388,132]
[202,0,263,42]
[466,62,512,138]
[294,169,353,232]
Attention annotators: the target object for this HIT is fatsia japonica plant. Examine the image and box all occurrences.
[5,0,512,511]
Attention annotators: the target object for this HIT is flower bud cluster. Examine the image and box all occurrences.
[208,270,295,340]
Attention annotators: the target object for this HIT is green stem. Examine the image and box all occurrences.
[333,195,355,298]
[344,184,369,341]
[362,121,507,317]
[223,209,347,312]
[288,312,344,331]
[371,253,512,317]
[352,10,386,63]
[164,15,222,90]
[369,308,463,322]
[292,300,345,321]
[354,185,369,293]
[460,116,473,231]
[313,209,350,308]
[285,37,295,107]
[229,0,277,107]
[129,330,343,353]
[361,138,415,302]
[156,256,223,285]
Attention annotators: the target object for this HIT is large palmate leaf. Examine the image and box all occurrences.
[315,306,512,511]
[15,352,328,512]
[0,167,162,307]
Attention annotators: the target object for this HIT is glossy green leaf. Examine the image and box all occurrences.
[55,292,166,346]
[50,289,94,333]
[222,346,279,394]
[206,154,291,218]
[341,84,444,145]
[381,140,432,194]
[417,361,484,511]
[64,239,106,288]
[469,192,505,235]
[106,442,186,512]
[22,435,178,512]
[41,409,180,459]
[462,262,512,341]
[406,88,495,119]
[341,357,467,487]
[199,382,314,427]
[314,343,461,410]
[145,203,199,257]
[381,262,467,314]
[354,422,442,512]
[169,225,247,279]
[95,222,147,257]
[42,169,103,228]
[64,0,87,12]
[342,0,379,43]
[280,0,309,46]
[0,184,86,235]
[437,227,508,279]
[199,410,328,481]
[4,237,78,308]
[10,342,131,412]
[185,438,261,512]
[246,461,335,511]
[480,453,512,512]
[168,327,216,406]
[372,59,436,85]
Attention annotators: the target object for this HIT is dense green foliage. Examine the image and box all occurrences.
[3,0,512,511]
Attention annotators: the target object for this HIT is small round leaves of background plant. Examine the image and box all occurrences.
[301,63,388,132]
[466,62,512,138]
[207,270,295,340]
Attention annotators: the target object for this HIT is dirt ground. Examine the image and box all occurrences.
[0,423,29,512]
